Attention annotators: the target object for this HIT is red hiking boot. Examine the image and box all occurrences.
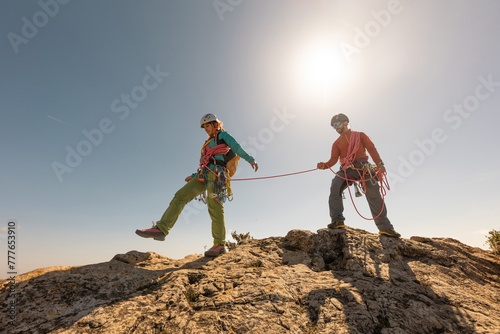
[204,244,226,257]
[135,223,165,241]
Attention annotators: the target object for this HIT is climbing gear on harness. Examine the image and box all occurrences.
[365,163,379,186]
[195,167,233,204]
[197,189,207,204]
[353,182,363,197]
[197,130,237,204]
[200,113,219,128]
[212,166,233,203]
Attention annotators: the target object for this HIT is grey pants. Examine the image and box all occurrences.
[329,168,394,231]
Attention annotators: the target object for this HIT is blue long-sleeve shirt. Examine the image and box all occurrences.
[207,130,254,164]
[193,130,254,177]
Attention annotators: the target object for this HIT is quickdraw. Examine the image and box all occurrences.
[196,165,233,205]
[196,132,235,204]
[212,165,233,204]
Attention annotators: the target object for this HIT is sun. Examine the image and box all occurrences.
[295,40,353,100]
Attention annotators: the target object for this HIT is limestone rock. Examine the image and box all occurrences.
[1,228,499,333]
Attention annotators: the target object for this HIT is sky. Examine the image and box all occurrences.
[1,0,500,278]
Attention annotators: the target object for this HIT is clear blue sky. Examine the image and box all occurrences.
[2,0,499,277]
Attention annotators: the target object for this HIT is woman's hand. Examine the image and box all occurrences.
[250,161,259,172]
[185,176,193,182]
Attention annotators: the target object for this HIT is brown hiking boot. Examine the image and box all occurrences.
[379,229,401,238]
[327,221,346,229]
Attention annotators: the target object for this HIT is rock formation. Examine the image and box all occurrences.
[1,227,499,333]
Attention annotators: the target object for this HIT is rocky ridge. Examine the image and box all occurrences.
[1,227,499,333]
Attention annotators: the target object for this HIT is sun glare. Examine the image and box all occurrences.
[296,40,352,100]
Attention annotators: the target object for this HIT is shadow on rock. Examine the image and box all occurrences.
[284,228,484,333]
[0,251,213,334]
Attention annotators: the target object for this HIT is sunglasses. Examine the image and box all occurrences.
[333,121,343,128]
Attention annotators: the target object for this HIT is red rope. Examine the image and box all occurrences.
[340,131,361,170]
[327,166,389,221]
[197,134,230,178]
[231,168,318,181]
[229,163,390,221]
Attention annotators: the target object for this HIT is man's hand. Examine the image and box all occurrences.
[317,162,328,170]
[251,161,259,172]
[376,163,386,174]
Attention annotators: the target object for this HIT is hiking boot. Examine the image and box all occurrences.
[204,244,226,257]
[327,221,346,229]
[379,229,401,238]
[135,223,165,241]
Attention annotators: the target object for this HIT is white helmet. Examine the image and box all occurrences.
[200,113,219,128]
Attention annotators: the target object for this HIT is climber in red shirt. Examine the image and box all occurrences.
[317,113,400,238]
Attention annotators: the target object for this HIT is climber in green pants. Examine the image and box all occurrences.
[135,113,258,257]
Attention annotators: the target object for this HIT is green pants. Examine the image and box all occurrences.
[156,172,226,245]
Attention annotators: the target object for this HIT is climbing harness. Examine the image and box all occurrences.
[196,132,235,204]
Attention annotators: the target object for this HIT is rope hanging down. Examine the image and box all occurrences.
[327,166,390,221]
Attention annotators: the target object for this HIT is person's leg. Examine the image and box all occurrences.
[363,177,395,231]
[205,172,226,246]
[329,172,348,224]
[155,177,206,236]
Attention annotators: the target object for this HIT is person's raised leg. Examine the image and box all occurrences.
[136,177,205,241]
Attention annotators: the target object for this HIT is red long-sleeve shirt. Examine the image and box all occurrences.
[325,129,382,167]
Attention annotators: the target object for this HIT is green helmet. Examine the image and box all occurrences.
[331,113,349,127]
[200,113,219,128]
